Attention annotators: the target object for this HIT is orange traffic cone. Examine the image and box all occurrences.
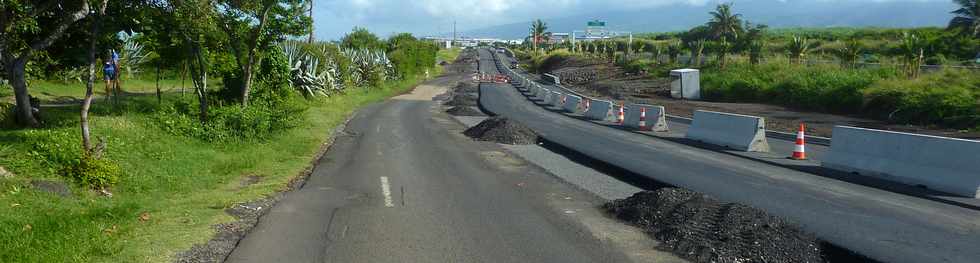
[791,123,807,160]
[639,107,648,130]
[617,103,625,124]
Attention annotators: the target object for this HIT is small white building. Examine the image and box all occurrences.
[669,69,700,100]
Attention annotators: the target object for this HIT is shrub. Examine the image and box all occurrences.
[863,69,980,128]
[60,154,121,189]
[0,102,14,127]
[702,61,898,113]
[23,129,81,169]
[153,46,308,142]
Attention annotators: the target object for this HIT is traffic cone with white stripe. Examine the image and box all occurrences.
[639,107,648,130]
[791,123,807,160]
[616,103,625,124]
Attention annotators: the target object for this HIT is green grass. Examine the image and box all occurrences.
[0,50,456,262]
[437,47,462,63]
[25,74,212,103]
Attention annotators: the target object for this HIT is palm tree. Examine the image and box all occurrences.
[714,37,733,68]
[833,40,863,68]
[667,41,682,64]
[706,3,744,41]
[899,32,925,79]
[530,19,549,52]
[687,39,707,66]
[748,40,765,65]
[948,0,980,38]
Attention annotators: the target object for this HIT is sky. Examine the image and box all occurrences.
[311,0,942,41]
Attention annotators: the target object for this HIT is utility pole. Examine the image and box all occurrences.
[627,32,633,61]
[453,20,457,47]
[571,31,576,53]
[307,0,314,43]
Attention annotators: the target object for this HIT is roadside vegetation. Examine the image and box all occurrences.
[512,1,980,130]
[0,1,451,262]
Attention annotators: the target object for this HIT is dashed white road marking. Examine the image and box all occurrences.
[380,176,394,207]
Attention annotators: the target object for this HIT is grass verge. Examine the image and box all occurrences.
[0,59,450,262]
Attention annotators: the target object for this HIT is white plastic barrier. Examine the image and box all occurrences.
[584,99,613,121]
[686,110,770,152]
[624,104,668,132]
[563,95,582,113]
[823,126,980,198]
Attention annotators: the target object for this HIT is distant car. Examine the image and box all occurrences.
[510,62,518,69]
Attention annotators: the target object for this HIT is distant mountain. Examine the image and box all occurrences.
[460,0,958,39]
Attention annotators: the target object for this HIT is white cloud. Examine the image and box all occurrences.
[312,0,945,40]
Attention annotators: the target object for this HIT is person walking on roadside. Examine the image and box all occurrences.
[102,57,116,102]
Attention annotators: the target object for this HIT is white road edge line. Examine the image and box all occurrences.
[380,176,394,207]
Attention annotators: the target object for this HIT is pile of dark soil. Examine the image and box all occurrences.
[443,93,477,106]
[463,117,539,145]
[446,106,485,116]
[454,82,479,94]
[604,188,826,263]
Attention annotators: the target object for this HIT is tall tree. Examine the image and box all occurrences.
[215,0,311,106]
[341,27,382,50]
[706,3,744,41]
[82,0,110,152]
[0,1,92,127]
[530,19,548,52]
[948,0,980,38]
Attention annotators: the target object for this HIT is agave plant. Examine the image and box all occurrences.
[279,42,332,97]
[119,34,150,78]
[788,36,810,64]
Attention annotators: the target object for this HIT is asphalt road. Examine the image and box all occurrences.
[224,72,641,263]
[478,48,980,263]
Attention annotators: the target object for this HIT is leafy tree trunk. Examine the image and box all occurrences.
[236,6,273,107]
[6,57,37,127]
[82,0,110,152]
[156,60,161,103]
[188,43,209,122]
[1,2,89,127]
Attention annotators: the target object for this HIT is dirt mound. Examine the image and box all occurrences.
[463,117,539,145]
[443,93,478,106]
[604,188,826,263]
[454,82,479,94]
[446,106,485,116]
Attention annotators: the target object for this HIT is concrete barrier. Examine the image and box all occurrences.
[563,95,582,113]
[541,88,553,103]
[822,126,980,198]
[543,73,560,85]
[624,104,668,132]
[686,110,770,152]
[549,91,563,107]
[584,99,613,121]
